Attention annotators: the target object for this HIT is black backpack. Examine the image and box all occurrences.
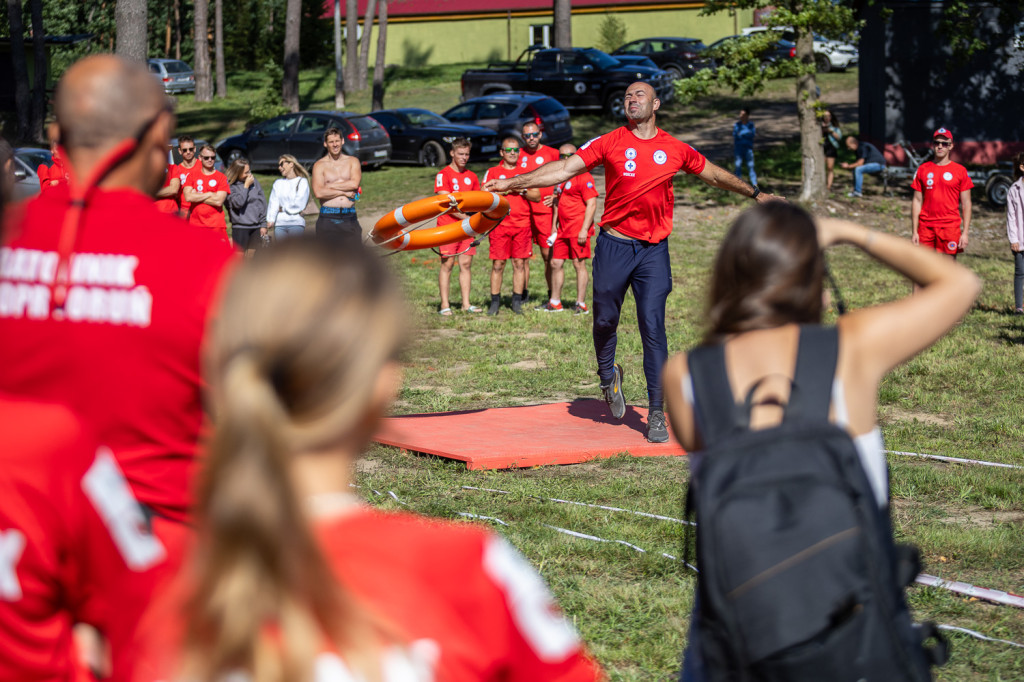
[683,326,948,682]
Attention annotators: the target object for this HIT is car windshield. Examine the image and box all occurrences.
[680,40,706,51]
[350,116,381,131]
[581,48,621,70]
[16,150,52,168]
[404,110,447,126]
[163,61,191,74]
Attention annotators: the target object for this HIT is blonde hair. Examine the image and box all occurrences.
[278,154,311,183]
[184,237,404,682]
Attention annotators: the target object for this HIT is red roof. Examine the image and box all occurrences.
[321,0,683,19]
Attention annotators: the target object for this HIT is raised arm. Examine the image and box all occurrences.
[697,160,781,202]
[484,154,587,193]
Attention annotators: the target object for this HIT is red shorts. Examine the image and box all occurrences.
[489,225,533,260]
[551,230,593,260]
[440,239,475,257]
[918,223,961,256]
[530,213,554,246]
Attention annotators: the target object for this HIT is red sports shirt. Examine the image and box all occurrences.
[556,172,600,234]
[519,144,559,215]
[434,165,480,226]
[37,156,69,195]
[0,395,164,682]
[576,127,706,243]
[154,163,180,215]
[184,169,230,229]
[0,187,236,523]
[174,162,197,214]
[484,165,531,229]
[911,161,974,230]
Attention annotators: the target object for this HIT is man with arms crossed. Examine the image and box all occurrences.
[547,142,599,315]
[482,136,541,315]
[912,127,972,260]
[519,121,560,306]
[486,82,778,442]
[435,138,481,314]
[312,127,362,241]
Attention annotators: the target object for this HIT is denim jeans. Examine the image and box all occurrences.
[854,162,885,193]
[274,223,305,240]
[734,145,757,187]
[1014,250,1024,310]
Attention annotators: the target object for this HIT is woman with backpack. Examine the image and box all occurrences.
[663,202,979,681]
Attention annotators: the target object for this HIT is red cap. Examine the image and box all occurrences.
[932,127,953,141]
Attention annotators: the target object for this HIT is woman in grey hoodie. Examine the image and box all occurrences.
[225,157,268,256]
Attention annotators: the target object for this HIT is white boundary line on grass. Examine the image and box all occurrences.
[461,485,696,525]
[886,450,1024,470]
[937,625,1024,649]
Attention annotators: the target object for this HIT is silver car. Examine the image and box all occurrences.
[148,58,195,94]
[10,147,52,201]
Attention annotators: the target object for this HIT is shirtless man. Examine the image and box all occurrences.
[311,127,362,242]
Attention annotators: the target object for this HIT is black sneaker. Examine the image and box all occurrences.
[600,363,626,419]
[488,299,500,316]
[646,409,669,443]
[511,297,523,315]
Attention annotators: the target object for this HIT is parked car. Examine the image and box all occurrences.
[460,46,675,118]
[216,111,391,172]
[706,34,797,70]
[147,58,195,94]
[10,148,51,201]
[741,26,858,72]
[369,108,500,167]
[612,37,710,79]
[442,93,573,147]
[612,55,662,71]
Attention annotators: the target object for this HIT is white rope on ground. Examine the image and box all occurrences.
[457,512,508,526]
[915,574,1024,609]
[938,625,1024,649]
[886,450,1024,470]
[461,485,696,525]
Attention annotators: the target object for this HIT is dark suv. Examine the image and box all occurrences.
[613,37,709,79]
[216,111,392,172]
[442,93,573,147]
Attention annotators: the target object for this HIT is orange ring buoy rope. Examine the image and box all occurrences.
[369,191,510,252]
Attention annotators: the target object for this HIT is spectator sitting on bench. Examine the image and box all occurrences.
[841,136,887,198]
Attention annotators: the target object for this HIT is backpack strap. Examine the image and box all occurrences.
[687,344,747,447]
[782,325,839,424]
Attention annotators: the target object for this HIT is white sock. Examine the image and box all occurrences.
[550,299,561,305]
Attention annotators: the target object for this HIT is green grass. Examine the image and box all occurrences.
[189,66,1023,680]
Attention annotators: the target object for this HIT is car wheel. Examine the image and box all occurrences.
[605,90,626,120]
[224,148,244,165]
[419,140,445,168]
[815,53,832,73]
[986,174,1012,207]
[665,64,685,80]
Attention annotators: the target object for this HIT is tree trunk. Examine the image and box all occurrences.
[115,0,148,62]
[334,0,345,108]
[282,0,301,112]
[344,0,358,89]
[193,0,212,102]
[795,28,825,202]
[357,0,377,90]
[28,0,46,143]
[553,0,572,48]
[371,0,387,110]
[173,0,181,59]
[8,0,32,141]
[214,0,226,97]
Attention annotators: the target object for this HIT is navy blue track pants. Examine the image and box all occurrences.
[591,230,673,410]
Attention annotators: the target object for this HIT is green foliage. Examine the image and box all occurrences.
[247,59,288,125]
[935,0,1024,64]
[595,13,627,54]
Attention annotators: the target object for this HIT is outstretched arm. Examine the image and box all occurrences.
[696,160,781,202]
[484,154,587,193]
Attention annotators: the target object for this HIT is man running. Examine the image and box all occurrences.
[312,127,362,241]
[485,82,778,442]
[519,121,560,305]
[911,127,973,259]
[434,138,481,314]
[548,142,599,315]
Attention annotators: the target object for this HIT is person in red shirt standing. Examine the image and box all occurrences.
[165,135,198,218]
[435,137,481,314]
[519,121,560,307]
[486,82,779,443]
[183,143,229,233]
[482,136,541,315]
[911,128,973,259]
[548,142,600,315]
[0,54,235,681]
[37,143,69,195]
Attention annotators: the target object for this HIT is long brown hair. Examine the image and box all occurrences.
[225,157,250,185]
[1014,151,1024,181]
[704,201,824,344]
[184,237,404,682]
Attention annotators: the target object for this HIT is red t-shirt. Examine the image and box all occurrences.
[518,144,560,216]
[434,165,480,226]
[132,508,604,682]
[576,127,706,243]
[37,156,69,195]
[154,163,180,215]
[184,169,230,229]
[174,162,197,214]
[0,187,236,523]
[484,164,531,229]
[556,172,600,234]
[911,161,974,230]
[0,395,164,682]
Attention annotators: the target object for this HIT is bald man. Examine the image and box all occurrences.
[0,55,236,682]
[486,82,780,443]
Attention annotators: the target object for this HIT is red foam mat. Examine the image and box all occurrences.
[374,399,686,469]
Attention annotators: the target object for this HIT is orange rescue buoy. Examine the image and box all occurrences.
[370,191,509,252]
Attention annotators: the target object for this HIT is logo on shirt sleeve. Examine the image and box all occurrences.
[653,150,668,165]
[579,137,599,151]
[435,173,443,188]
[587,182,594,189]
[0,529,26,600]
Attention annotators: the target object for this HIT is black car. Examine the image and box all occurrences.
[613,37,710,79]
[216,111,391,172]
[706,34,797,70]
[442,93,573,148]
[369,108,500,167]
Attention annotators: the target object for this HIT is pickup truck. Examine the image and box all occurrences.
[461,47,675,118]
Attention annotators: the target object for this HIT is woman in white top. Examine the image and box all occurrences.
[1005,152,1024,313]
[664,201,980,680]
[265,154,312,241]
